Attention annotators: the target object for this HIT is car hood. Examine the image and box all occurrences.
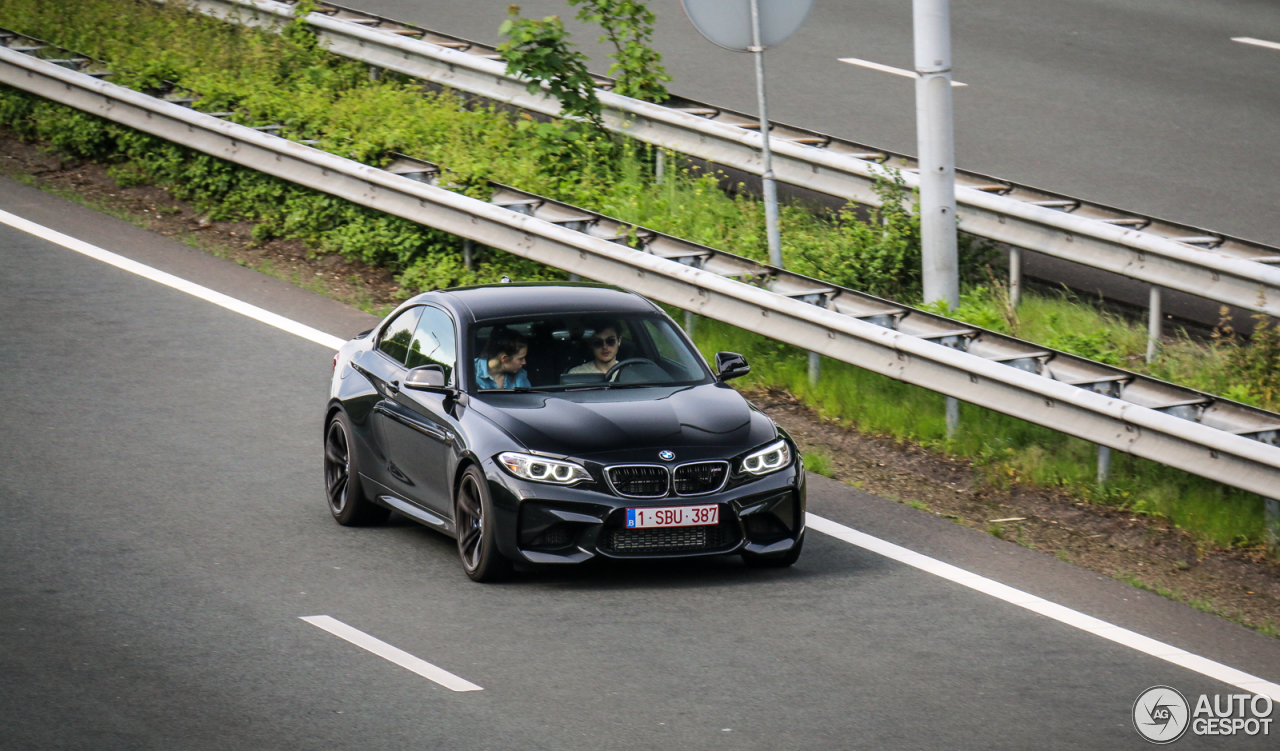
[471,383,772,459]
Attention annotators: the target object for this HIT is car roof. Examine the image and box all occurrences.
[417,282,660,322]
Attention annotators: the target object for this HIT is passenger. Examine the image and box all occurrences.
[568,320,621,375]
[475,328,531,389]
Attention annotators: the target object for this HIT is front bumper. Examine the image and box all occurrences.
[484,458,806,564]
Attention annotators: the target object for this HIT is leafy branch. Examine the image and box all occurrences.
[497,6,602,127]
[567,0,671,103]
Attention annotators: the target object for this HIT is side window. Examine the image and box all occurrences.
[378,306,423,365]
[407,306,458,383]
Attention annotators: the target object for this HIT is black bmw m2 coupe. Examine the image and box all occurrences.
[324,283,805,581]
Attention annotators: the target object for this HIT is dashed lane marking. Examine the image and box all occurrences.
[838,57,968,87]
[301,616,483,692]
[1233,37,1280,51]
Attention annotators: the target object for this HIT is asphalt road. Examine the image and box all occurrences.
[2,179,1279,749]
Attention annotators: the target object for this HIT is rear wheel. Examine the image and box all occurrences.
[742,533,804,568]
[455,466,513,582]
[324,412,389,526]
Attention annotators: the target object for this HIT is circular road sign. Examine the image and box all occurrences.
[679,0,814,53]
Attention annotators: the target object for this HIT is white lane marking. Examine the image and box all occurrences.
[1233,37,1280,51]
[807,513,1280,701]
[5,208,1275,700]
[0,209,345,351]
[838,57,968,87]
[301,615,482,692]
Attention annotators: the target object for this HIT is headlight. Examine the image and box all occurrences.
[741,439,792,475]
[498,452,592,485]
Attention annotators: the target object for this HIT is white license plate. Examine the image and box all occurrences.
[626,504,719,529]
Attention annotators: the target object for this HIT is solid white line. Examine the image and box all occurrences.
[807,513,1280,701]
[1233,37,1280,51]
[838,57,968,87]
[301,615,482,692]
[0,209,346,351]
[5,208,1275,702]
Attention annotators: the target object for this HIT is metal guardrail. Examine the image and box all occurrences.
[159,0,1280,319]
[2,39,1279,503]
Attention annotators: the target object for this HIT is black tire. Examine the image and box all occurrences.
[324,412,389,527]
[742,533,804,568]
[454,465,513,583]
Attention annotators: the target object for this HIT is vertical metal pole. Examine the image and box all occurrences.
[808,351,821,387]
[1009,247,1022,308]
[369,65,381,82]
[683,310,695,336]
[1266,498,1280,559]
[462,239,473,270]
[945,396,959,438]
[1097,445,1112,485]
[1147,285,1163,363]
[914,0,959,310]
[655,148,665,185]
[749,0,783,268]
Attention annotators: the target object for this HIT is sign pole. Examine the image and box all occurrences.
[748,0,783,268]
[913,0,958,310]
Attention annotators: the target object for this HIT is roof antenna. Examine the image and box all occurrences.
[500,275,511,284]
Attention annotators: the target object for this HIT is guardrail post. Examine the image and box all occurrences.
[808,351,820,387]
[945,396,959,438]
[369,64,381,81]
[1266,498,1280,559]
[462,239,473,270]
[1097,445,1112,485]
[683,310,696,337]
[1009,247,1022,308]
[1147,285,1163,363]
[655,148,665,185]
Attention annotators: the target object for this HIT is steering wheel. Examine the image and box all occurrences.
[605,358,657,382]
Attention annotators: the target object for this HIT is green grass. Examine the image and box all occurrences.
[687,313,1267,549]
[802,448,835,478]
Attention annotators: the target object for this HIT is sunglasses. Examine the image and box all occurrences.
[590,336,619,348]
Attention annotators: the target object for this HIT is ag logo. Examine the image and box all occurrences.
[658,450,675,461]
[1134,686,1190,744]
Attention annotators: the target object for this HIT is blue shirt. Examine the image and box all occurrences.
[474,357,530,390]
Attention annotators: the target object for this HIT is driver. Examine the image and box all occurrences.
[475,328,531,389]
[568,320,621,375]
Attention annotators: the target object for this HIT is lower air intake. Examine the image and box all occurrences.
[608,525,719,553]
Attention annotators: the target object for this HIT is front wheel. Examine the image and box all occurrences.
[454,466,513,583]
[324,412,389,526]
[742,533,804,568]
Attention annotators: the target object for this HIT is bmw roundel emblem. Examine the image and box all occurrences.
[659,450,676,461]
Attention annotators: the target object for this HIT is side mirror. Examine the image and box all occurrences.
[715,351,750,381]
[404,364,448,391]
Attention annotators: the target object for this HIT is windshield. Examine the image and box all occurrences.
[468,314,711,391]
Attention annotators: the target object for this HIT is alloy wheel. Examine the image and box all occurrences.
[324,419,350,516]
[456,474,485,571]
